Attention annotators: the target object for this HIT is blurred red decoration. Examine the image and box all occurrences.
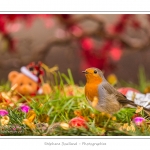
[109,47,122,61]
[0,14,149,73]
[81,38,94,51]
[112,14,133,33]
[0,14,54,51]
[69,25,83,37]
[117,87,140,95]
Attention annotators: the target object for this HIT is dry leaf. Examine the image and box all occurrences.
[92,96,98,107]
[136,106,143,113]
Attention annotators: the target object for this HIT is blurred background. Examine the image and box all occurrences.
[0,14,150,84]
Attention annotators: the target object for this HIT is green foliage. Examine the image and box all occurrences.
[138,66,150,92]
[1,68,150,136]
[0,81,11,92]
[61,69,75,85]
[114,108,136,123]
[8,109,25,125]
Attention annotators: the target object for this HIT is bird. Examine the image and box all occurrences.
[82,67,150,114]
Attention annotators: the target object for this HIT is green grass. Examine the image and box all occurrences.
[0,68,150,136]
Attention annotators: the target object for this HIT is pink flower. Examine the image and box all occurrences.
[0,110,8,116]
[20,105,30,113]
[69,117,88,129]
[133,117,145,126]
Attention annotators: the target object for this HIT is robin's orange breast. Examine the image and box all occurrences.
[85,83,99,102]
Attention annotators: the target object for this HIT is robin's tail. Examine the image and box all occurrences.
[118,99,150,114]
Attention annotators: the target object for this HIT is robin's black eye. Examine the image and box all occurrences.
[94,70,97,74]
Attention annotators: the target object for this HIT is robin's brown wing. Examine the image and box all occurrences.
[101,81,128,101]
[102,81,138,106]
[102,81,150,111]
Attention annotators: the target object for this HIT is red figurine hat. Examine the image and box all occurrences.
[20,61,44,84]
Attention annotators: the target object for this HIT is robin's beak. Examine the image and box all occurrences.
[82,71,88,74]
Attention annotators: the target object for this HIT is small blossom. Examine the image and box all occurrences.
[119,123,135,132]
[135,106,143,114]
[20,105,30,113]
[133,117,145,126]
[0,116,10,126]
[69,117,88,129]
[0,109,8,116]
[60,122,70,130]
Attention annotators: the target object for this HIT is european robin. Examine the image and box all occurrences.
[82,67,150,114]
